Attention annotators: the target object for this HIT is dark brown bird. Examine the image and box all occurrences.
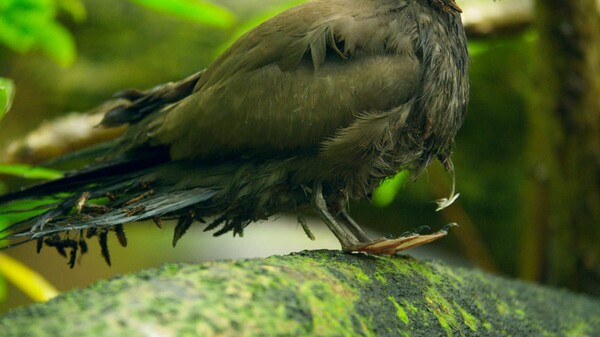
[0,0,469,265]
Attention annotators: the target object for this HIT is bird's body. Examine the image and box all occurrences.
[0,0,468,264]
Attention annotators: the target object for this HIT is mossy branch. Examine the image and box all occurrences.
[1,250,599,336]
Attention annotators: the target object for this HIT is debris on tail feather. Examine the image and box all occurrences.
[78,238,88,254]
[36,237,43,254]
[125,205,146,216]
[114,224,128,247]
[68,244,78,269]
[81,203,112,215]
[76,192,91,214]
[98,230,111,266]
[44,236,67,258]
[86,227,97,239]
[123,189,156,206]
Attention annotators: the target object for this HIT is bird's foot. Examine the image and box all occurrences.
[350,223,458,255]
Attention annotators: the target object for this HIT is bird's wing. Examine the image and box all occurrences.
[132,0,421,160]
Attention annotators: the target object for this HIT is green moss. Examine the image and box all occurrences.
[374,271,388,285]
[388,296,409,324]
[345,264,371,284]
[514,308,525,320]
[403,300,418,312]
[566,322,591,337]
[496,300,510,316]
[456,304,477,332]
[1,251,599,337]
[300,281,357,335]
[425,287,458,336]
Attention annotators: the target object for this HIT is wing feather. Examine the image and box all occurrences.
[130,0,420,160]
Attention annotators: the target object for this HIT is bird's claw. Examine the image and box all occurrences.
[352,224,457,255]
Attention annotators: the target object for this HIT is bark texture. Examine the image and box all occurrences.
[0,250,599,337]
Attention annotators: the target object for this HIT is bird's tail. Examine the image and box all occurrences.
[0,70,217,266]
[0,156,258,267]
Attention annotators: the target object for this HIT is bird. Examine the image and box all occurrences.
[0,0,469,267]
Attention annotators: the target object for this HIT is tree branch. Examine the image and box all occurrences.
[0,250,598,336]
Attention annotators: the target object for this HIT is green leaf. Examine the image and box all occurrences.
[0,78,15,120]
[0,0,53,53]
[0,164,63,180]
[56,0,86,22]
[372,171,410,207]
[215,0,306,55]
[0,198,59,231]
[35,20,77,66]
[130,0,235,28]
[0,0,78,66]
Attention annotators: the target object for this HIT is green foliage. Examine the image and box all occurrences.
[0,78,14,121]
[56,0,86,22]
[0,0,83,66]
[0,164,63,180]
[215,0,307,54]
[130,0,235,28]
[0,165,62,230]
[372,171,409,207]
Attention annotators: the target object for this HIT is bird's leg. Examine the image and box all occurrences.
[311,183,362,250]
[338,210,372,243]
[312,183,454,255]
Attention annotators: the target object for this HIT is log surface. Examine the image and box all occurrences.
[1,250,599,336]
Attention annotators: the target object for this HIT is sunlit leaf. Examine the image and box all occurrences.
[0,0,77,66]
[56,0,86,22]
[468,41,491,57]
[0,198,59,232]
[0,253,59,302]
[0,0,55,51]
[0,164,63,180]
[130,0,235,28]
[36,21,77,66]
[372,171,409,207]
[215,0,307,55]
[0,78,15,120]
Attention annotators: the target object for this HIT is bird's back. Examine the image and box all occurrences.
[0,0,469,262]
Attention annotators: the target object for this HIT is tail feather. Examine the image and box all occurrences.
[1,163,223,268]
[101,70,204,127]
[5,188,218,243]
[0,156,292,267]
[0,149,169,205]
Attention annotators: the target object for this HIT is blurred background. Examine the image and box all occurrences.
[0,0,599,314]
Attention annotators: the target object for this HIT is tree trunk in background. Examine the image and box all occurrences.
[521,0,600,293]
